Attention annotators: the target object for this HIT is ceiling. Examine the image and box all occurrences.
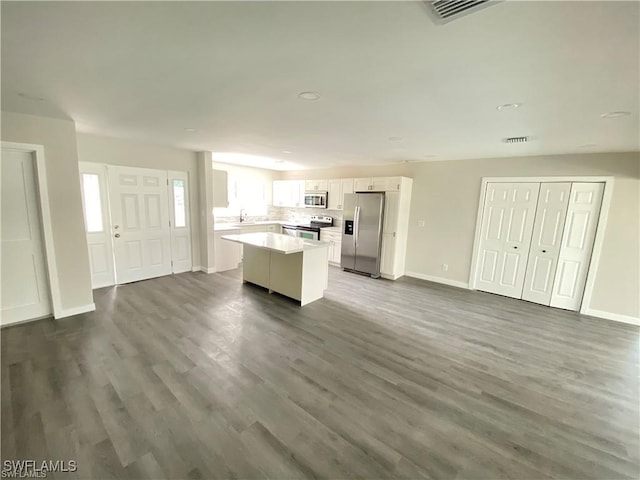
[2,1,638,170]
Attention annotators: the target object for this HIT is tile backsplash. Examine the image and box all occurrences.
[214,206,343,228]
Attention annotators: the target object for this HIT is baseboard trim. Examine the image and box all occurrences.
[57,303,96,319]
[192,265,202,272]
[405,271,469,289]
[584,308,640,326]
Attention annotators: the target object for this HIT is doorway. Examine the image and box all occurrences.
[79,163,192,287]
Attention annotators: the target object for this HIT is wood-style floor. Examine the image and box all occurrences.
[1,267,638,479]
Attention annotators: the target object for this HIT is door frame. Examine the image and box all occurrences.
[78,162,116,288]
[78,162,193,285]
[1,141,62,318]
[468,176,615,316]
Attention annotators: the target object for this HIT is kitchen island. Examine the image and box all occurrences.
[221,232,330,306]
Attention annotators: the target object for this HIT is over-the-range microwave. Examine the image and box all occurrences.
[304,191,328,208]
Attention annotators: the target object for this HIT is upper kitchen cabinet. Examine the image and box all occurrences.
[305,179,328,191]
[354,176,400,192]
[213,169,229,207]
[273,180,305,208]
[327,178,354,210]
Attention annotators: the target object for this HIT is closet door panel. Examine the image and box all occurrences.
[550,183,604,311]
[475,182,540,299]
[522,183,571,305]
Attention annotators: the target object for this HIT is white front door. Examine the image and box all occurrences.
[1,149,51,324]
[521,183,571,305]
[108,166,172,284]
[168,171,192,273]
[475,182,540,299]
[550,182,604,311]
[79,162,115,288]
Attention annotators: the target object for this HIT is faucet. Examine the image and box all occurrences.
[240,208,248,223]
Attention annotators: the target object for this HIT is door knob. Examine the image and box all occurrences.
[513,246,518,249]
[114,225,120,229]
[114,233,120,238]
[542,249,547,253]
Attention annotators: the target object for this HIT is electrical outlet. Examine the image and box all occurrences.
[417,220,425,227]
[442,263,449,272]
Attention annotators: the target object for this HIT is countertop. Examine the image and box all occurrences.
[221,232,329,254]
[214,220,284,232]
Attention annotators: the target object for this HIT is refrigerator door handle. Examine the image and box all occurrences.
[354,205,361,247]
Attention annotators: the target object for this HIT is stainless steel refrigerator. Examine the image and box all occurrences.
[341,192,385,278]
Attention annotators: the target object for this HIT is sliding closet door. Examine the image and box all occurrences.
[475,183,540,299]
[550,183,604,311]
[521,183,571,305]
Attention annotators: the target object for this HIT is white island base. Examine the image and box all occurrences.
[222,233,330,306]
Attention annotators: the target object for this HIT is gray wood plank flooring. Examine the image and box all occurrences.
[2,267,638,479]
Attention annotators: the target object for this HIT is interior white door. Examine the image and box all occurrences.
[550,182,604,311]
[475,182,540,299]
[79,162,115,288]
[108,166,172,284]
[168,171,192,273]
[1,149,51,324]
[521,183,571,305]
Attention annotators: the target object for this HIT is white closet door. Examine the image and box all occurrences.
[521,183,571,305]
[1,149,51,324]
[108,166,172,284]
[79,162,115,288]
[168,171,192,273]
[476,183,540,299]
[550,183,604,311]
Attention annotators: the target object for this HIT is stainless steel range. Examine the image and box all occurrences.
[282,215,333,241]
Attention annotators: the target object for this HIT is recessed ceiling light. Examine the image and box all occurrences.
[600,111,631,119]
[388,136,403,141]
[298,91,321,101]
[282,150,292,154]
[496,103,522,111]
[184,128,197,132]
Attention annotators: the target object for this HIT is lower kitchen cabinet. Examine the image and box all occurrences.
[214,232,242,272]
[320,229,342,265]
[214,223,282,271]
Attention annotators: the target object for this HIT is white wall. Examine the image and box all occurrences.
[279,152,640,320]
[76,132,202,267]
[1,111,94,312]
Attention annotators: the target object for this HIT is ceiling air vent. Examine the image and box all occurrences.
[426,0,499,24]
[504,136,529,144]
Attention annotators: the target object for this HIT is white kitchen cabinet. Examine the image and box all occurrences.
[354,176,399,192]
[214,232,242,271]
[380,177,413,280]
[383,191,400,233]
[212,169,229,207]
[215,223,282,271]
[327,178,354,210]
[305,179,328,191]
[354,177,373,192]
[273,180,304,207]
[380,233,396,276]
[384,177,402,192]
[320,229,342,265]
